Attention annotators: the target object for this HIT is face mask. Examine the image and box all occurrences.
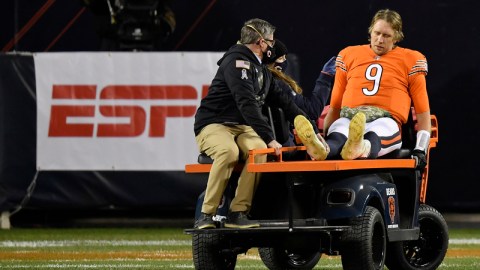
[274,60,288,72]
[262,44,276,64]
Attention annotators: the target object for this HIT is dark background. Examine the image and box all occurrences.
[1,0,478,213]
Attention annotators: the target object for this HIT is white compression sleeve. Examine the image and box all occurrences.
[415,130,430,152]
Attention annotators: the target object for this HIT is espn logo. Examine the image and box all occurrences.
[48,84,209,137]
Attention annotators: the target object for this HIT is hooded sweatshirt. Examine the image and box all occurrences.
[194,44,312,144]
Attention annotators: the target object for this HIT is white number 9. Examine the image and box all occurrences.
[362,64,383,96]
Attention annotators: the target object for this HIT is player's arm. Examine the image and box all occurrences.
[324,54,346,134]
[409,63,431,169]
[323,107,341,135]
[416,111,431,134]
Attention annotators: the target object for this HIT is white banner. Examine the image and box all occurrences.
[35,52,223,171]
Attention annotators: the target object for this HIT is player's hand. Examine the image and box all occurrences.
[268,140,283,156]
[411,149,427,170]
[321,56,336,76]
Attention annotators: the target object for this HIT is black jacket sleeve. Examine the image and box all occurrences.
[292,72,333,120]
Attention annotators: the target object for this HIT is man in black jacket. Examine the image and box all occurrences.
[193,18,327,229]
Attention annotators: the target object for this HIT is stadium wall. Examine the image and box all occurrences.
[0,1,479,216]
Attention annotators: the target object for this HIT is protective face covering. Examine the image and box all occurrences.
[262,44,276,64]
[274,60,288,72]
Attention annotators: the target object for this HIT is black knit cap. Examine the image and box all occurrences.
[273,39,288,61]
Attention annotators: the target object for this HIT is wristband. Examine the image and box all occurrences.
[414,130,430,152]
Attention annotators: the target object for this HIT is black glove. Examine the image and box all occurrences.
[411,149,427,170]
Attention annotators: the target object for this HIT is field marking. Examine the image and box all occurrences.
[0,240,190,248]
[1,238,480,263]
[1,238,478,248]
[446,249,480,257]
[0,263,197,269]
[449,239,480,245]
[0,250,192,260]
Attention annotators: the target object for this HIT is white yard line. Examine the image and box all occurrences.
[0,238,479,248]
[0,239,190,248]
[449,238,480,245]
[0,264,186,269]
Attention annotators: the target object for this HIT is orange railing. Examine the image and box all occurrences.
[185,115,439,203]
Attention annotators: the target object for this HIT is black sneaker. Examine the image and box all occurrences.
[225,212,260,229]
[194,213,216,229]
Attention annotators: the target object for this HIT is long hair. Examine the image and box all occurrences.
[268,66,303,95]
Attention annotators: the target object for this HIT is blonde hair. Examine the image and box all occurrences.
[368,9,404,43]
[268,66,303,95]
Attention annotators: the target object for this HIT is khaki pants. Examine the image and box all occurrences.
[195,124,267,215]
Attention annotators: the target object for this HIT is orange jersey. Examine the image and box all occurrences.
[331,45,430,124]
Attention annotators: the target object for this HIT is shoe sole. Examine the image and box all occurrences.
[224,223,260,229]
[341,112,366,160]
[196,224,216,229]
[294,115,328,160]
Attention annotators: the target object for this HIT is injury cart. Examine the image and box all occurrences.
[184,110,448,270]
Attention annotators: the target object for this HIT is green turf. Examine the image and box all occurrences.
[0,228,478,269]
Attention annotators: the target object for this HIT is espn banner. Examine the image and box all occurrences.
[35,52,223,171]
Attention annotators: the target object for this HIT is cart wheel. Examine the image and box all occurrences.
[340,206,386,270]
[258,247,321,269]
[192,233,237,270]
[386,204,448,270]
